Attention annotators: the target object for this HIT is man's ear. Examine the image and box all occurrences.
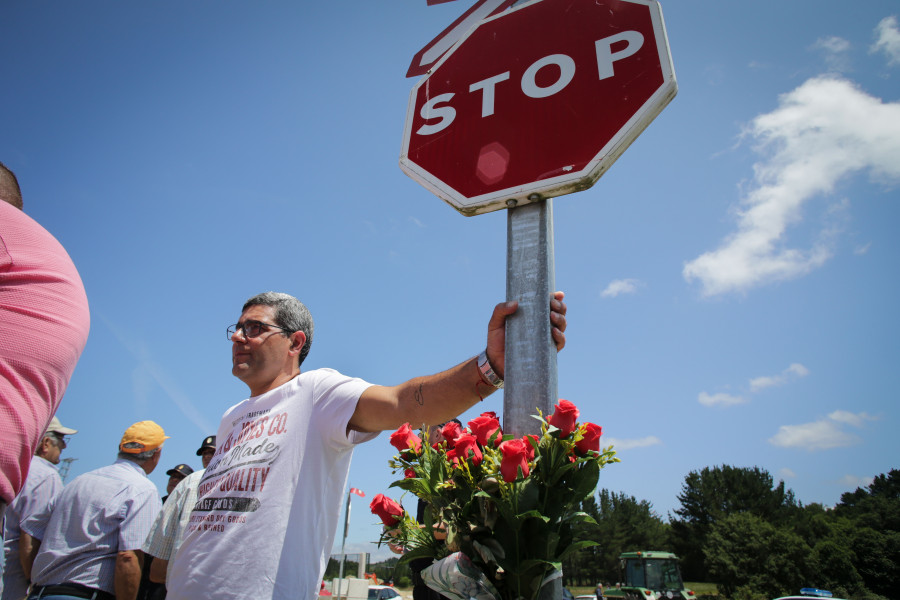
[289,330,307,355]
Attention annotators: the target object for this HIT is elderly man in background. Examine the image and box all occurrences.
[142,436,216,598]
[21,421,167,600]
[194,436,215,470]
[136,461,193,600]
[1,417,76,600]
[0,161,90,521]
[161,464,193,505]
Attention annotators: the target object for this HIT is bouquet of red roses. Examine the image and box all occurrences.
[370,400,618,600]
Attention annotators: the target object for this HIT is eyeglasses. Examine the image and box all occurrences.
[51,433,68,446]
[226,320,294,340]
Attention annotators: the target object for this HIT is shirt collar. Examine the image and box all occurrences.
[114,457,149,477]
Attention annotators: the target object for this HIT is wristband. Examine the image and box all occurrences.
[477,350,504,389]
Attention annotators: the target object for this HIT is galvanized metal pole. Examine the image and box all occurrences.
[505,197,562,600]
[336,491,351,599]
[503,197,558,438]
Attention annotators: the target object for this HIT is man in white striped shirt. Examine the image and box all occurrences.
[142,435,216,590]
[1,417,76,600]
[21,422,167,600]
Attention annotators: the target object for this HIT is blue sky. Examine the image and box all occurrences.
[2,0,898,562]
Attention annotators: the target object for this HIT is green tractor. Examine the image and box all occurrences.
[602,551,695,600]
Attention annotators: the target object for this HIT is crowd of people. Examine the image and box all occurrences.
[0,160,568,600]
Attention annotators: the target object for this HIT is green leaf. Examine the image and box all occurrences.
[556,539,599,562]
[515,509,550,523]
[517,477,540,511]
[570,460,600,501]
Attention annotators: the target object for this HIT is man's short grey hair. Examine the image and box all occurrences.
[243,292,315,368]
[117,444,161,464]
[35,434,61,455]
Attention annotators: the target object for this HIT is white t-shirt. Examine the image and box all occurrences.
[166,369,377,600]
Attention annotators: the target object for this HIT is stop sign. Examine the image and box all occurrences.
[399,0,676,216]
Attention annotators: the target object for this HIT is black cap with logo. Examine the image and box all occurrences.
[196,435,216,455]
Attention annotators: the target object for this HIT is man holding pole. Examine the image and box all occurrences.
[166,291,566,600]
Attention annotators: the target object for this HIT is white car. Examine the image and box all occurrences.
[368,586,401,600]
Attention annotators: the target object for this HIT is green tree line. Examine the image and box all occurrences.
[362,466,897,599]
[560,466,898,600]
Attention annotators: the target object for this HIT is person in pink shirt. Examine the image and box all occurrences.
[0,161,90,517]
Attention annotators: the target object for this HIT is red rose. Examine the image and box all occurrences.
[370,494,403,526]
[499,439,530,482]
[445,448,460,468]
[454,433,483,466]
[548,399,579,437]
[441,421,463,448]
[523,434,538,461]
[479,411,498,419]
[404,468,417,479]
[575,422,603,455]
[389,423,422,454]
[468,414,502,447]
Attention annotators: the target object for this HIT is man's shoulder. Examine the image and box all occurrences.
[243,368,358,401]
[298,367,373,390]
[28,456,62,483]
[295,367,344,384]
[179,469,205,489]
[70,461,154,494]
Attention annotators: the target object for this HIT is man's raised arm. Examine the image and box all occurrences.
[348,292,567,433]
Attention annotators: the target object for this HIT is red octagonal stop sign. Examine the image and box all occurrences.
[399,0,676,216]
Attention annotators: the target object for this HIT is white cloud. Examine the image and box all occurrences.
[601,278,641,298]
[828,409,876,427]
[769,419,857,450]
[871,16,900,66]
[811,36,852,72]
[698,391,746,407]
[778,468,797,479]
[854,242,872,255]
[787,363,810,377]
[838,474,875,489]
[768,410,878,450]
[408,216,426,228]
[605,436,662,450]
[683,76,900,296]
[749,362,810,391]
[814,36,851,54]
[748,375,778,391]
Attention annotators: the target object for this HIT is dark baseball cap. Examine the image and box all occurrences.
[196,435,216,455]
[166,463,194,478]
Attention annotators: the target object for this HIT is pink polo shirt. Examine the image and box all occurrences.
[0,201,90,503]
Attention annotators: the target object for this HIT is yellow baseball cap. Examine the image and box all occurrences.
[119,421,169,453]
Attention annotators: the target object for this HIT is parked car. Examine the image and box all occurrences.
[773,589,848,600]
[368,586,401,600]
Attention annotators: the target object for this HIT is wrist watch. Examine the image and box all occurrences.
[477,350,504,389]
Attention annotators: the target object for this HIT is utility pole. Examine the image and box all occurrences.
[58,457,78,482]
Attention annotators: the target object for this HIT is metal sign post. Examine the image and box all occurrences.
[504,197,561,600]
[399,3,675,597]
[503,197,557,437]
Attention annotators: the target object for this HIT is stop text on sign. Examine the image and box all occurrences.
[418,31,643,136]
[399,0,677,216]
